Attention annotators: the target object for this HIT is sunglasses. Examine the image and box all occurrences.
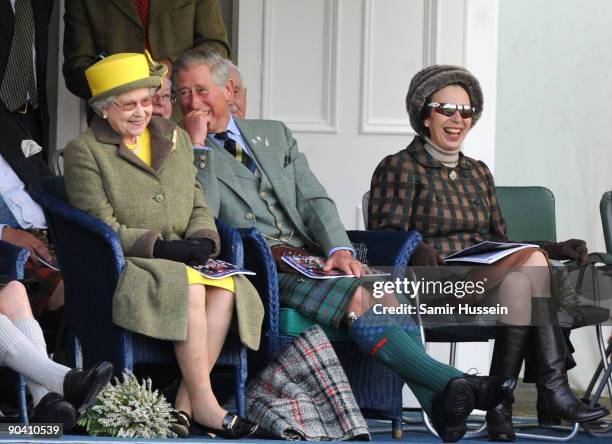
[427,102,475,119]
[112,96,153,112]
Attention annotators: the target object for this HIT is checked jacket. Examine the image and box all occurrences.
[368,136,508,256]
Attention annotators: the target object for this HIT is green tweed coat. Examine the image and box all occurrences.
[63,116,263,350]
[62,0,230,100]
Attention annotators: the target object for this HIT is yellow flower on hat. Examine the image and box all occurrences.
[85,51,168,105]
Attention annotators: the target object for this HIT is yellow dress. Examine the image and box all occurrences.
[127,129,234,292]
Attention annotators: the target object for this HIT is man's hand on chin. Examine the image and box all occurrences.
[184,109,212,146]
[324,249,364,278]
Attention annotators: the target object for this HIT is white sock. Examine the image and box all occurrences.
[0,315,70,395]
[13,318,52,405]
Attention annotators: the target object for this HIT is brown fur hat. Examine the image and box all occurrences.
[406,65,483,137]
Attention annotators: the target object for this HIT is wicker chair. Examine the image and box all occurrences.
[29,176,248,415]
[239,227,421,439]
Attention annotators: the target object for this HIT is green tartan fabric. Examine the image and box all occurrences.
[368,136,508,257]
[278,273,375,329]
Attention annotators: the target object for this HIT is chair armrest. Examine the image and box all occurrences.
[238,228,423,338]
[215,219,243,266]
[346,230,422,275]
[30,181,126,276]
[0,240,30,280]
[237,228,280,337]
[587,252,612,265]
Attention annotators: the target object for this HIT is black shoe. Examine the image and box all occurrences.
[463,374,516,411]
[486,400,516,442]
[192,413,259,439]
[170,410,191,438]
[431,377,475,443]
[63,361,113,415]
[31,392,77,432]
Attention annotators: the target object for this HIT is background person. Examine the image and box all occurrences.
[175,49,515,443]
[152,76,173,119]
[63,52,262,439]
[62,0,230,101]
[222,59,246,119]
[0,280,112,430]
[368,65,608,441]
[1,0,54,160]
[0,121,64,322]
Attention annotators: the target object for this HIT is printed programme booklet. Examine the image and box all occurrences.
[36,255,61,272]
[281,254,390,279]
[443,241,539,265]
[190,259,256,279]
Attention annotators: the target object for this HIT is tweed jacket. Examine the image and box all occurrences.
[63,116,263,349]
[196,118,353,255]
[62,0,230,100]
[368,136,508,256]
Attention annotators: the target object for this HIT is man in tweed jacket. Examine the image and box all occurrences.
[175,50,514,443]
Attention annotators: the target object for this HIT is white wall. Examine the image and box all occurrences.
[496,0,612,390]
[496,0,612,251]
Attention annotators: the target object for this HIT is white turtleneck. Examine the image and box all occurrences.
[424,137,460,168]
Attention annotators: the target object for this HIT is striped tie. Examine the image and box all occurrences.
[215,131,257,173]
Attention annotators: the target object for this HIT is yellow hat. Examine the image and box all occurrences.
[85,51,167,105]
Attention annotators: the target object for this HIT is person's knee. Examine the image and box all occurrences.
[526,250,549,267]
[187,284,206,312]
[498,272,532,311]
[347,286,375,317]
[0,281,33,320]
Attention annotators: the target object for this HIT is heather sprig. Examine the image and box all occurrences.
[77,370,176,438]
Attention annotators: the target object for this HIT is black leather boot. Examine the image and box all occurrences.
[486,326,531,442]
[533,324,609,424]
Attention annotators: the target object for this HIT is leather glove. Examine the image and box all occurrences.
[540,239,588,266]
[153,238,214,264]
[409,242,444,267]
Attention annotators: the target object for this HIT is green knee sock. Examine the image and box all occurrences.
[409,382,436,416]
[349,309,462,393]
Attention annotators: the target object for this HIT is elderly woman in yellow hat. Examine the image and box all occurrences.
[63,53,264,439]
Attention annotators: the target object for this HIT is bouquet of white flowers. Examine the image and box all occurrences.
[78,370,177,438]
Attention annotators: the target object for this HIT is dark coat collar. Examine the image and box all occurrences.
[90,115,178,174]
[407,136,474,170]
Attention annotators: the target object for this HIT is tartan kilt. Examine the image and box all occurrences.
[278,273,376,329]
[24,261,62,318]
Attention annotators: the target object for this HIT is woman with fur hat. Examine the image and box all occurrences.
[62,52,263,439]
[368,65,608,441]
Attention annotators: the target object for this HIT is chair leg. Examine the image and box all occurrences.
[391,417,403,439]
[235,346,248,417]
[17,374,28,424]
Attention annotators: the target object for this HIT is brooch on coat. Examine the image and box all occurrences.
[171,129,177,151]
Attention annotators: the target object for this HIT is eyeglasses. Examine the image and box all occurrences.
[112,96,153,112]
[427,102,475,119]
[152,93,176,105]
